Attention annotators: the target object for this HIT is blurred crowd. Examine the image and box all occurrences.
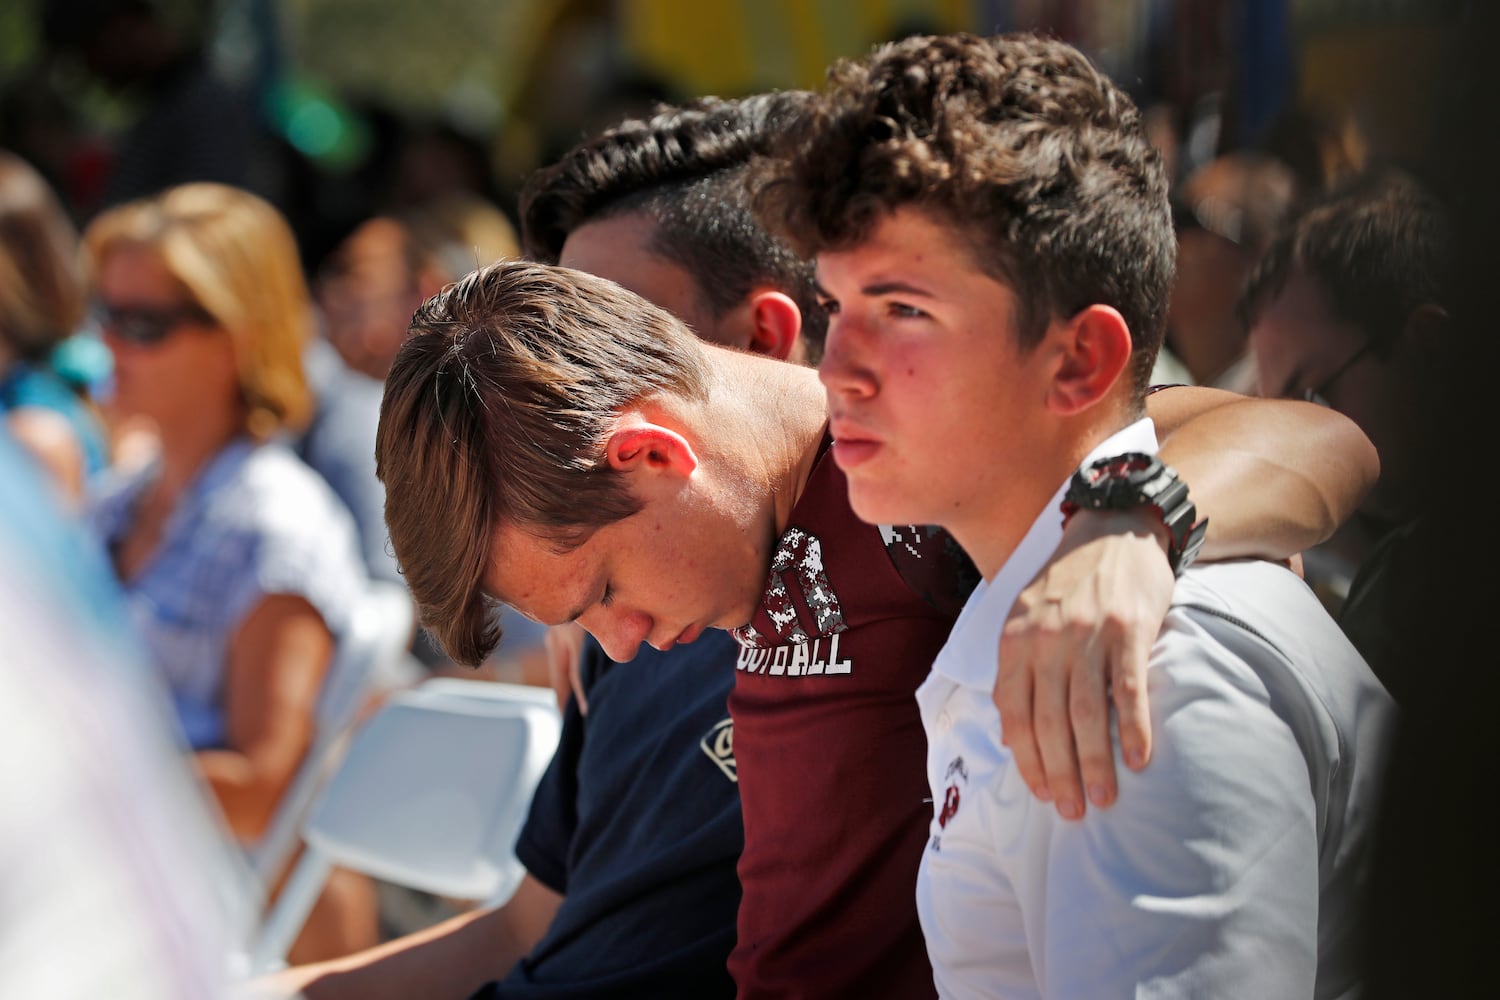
[0,0,1491,997]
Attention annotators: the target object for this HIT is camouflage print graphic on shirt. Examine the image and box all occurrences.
[879,524,981,620]
[732,527,847,647]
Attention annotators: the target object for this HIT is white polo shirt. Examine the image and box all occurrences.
[915,420,1396,999]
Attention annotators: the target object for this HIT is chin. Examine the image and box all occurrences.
[846,479,934,528]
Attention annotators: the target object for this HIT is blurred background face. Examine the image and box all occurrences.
[316,217,423,380]
[1249,271,1420,521]
[1168,225,1254,378]
[1166,154,1297,389]
[95,243,239,429]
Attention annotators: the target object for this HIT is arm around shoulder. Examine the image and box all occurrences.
[996,388,1376,831]
[1147,385,1379,561]
[1033,630,1322,997]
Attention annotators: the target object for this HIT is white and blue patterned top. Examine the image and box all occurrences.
[88,437,370,750]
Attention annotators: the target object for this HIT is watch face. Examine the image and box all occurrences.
[1084,453,1156,487]
[1078,453,1166,507]
[1064,451,1203,575]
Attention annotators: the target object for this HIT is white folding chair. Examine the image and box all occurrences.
[244,677,562,973]
[241,578,419,891]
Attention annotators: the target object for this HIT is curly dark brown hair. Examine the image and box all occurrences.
[755,32,1175,391]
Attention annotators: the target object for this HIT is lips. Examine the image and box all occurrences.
[651,623,703,652]
[829,418,884,470]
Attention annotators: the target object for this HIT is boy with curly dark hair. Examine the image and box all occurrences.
[759,31,1396,997]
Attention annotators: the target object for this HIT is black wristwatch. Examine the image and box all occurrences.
[1060,452,1208,576]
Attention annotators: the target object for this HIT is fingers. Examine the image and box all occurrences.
[1008,637,1118,821]
[544,636,570,714]
[543,625,589,716]
[1000,607,1106,820]
[994,655,1050,803]
[568,641,587,716]
[1111,635,1153,772]
[1070,636,1117,810]
[1033,665,1085,820]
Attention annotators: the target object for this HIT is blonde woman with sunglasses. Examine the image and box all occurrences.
[83,183,378,963]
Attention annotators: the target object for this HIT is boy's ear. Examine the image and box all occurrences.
[745,289,802,361]
[1046,305,1134,416]
[603,417,699,479]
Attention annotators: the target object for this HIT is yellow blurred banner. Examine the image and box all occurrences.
[618,0,979,97]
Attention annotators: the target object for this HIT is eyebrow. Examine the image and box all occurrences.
[483,586,585,628]
[812,279,937,299]
[480,579,556,627]
[861,280,936,298]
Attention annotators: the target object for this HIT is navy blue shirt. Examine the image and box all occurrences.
[475,630,743,999]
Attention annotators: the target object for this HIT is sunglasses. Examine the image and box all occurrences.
[94,302,216,346]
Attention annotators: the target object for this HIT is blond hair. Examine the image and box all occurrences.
[83,183,314,439]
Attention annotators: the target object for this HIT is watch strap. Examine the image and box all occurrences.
[1061,452,1208,576]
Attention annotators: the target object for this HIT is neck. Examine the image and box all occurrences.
[150,401,245,504]
[945,416,1121,581]
[945,487,1056,581]
[702,349,829,536]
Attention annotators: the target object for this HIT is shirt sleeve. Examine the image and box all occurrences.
[219,490,366,645]
[1017,623,1321,998]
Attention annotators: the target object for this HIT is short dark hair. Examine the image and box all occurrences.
[1238,168,1449,352]
[375,259,711,665]
[755,31,1175,394]
[518,93,826,359]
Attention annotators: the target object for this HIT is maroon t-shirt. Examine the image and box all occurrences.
[727,436,976,999]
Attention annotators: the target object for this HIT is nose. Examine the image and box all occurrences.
[579,605,654,663]
[817,313,877,400]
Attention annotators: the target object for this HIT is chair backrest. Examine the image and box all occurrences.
[241,578,417,888]
[244,677,562,972]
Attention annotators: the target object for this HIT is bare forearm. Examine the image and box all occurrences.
[215,595,332,840]
[268,905,513,1000]
[262,875,562,1000]
[197,749,294,841]
[1149,387,1378,561]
